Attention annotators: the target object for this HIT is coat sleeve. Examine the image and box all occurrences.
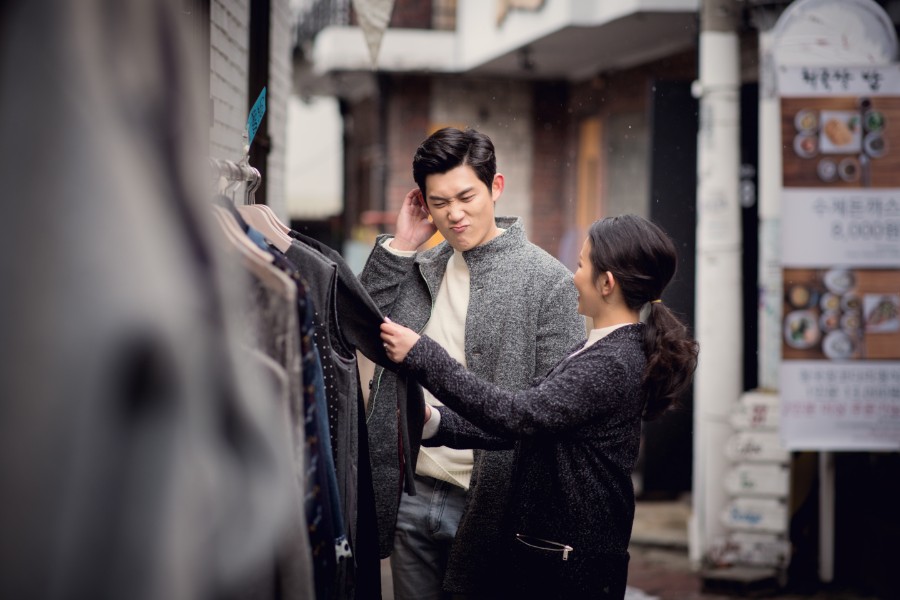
[423,406,515,450]
[405,336,634,439]
[358,235,415,316]
[534,274,586,378]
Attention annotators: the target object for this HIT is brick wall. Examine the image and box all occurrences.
[432,0,457,30]
[266,0,291,218]
[430,77,534,234]
[385,76,431,218]
[343,95,380,236]
[210,0,249,162]
[209,0,291,218]
[555,48,699,251]
[569,49,697,118]
[350,0,432,29]
[390,0,432,28]
[530,81,572,258]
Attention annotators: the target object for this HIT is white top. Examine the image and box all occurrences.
[570,322,634,357]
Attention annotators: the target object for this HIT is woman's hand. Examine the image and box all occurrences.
[380,317,420,363]
[391,188,436,251]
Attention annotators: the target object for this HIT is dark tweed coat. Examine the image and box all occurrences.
[411,325,647,599]
[359,217,585,592]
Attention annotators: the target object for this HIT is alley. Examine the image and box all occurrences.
[380,500,887,599]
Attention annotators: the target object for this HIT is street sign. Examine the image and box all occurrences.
[725,431,790,463]
[730,391,780,430]
[709,532,791,568]
[721,498,788,534]
[725,463,790,497]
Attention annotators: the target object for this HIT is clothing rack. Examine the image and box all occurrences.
[209,157,261,203]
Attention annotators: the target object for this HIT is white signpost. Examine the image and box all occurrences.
[724,464,790,497]
[725,431,790,464]
[713,391,791,569]
[768,0,899,583]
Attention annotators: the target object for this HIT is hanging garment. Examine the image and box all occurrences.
[285,234,424,600]
[219,203,351,597]
[0,0,298,598]
[282,243,369,599]
[284,245,358,545]
[289,231,425,492]
[266,248,346,600]
[236,248,315,600]
[287,232,426,600]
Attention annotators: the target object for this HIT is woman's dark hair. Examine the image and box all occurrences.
[412,127,496,196]
[588,215,699,420]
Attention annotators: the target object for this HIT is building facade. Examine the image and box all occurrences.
[184,0,294,217]
[293,0,900,596]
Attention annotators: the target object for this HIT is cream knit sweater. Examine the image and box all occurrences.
[383,238,492,489]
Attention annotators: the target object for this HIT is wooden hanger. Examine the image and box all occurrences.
[237,165,293,251]
[235,204,293,252]
[212,205,274,264]
[254,203,291,234]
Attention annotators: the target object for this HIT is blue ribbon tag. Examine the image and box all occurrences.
[247,87,267,145]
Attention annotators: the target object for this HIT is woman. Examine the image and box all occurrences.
[380,215,699,599]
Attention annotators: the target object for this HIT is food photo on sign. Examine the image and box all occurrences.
[781,95,899,188]
[782,267,900,360]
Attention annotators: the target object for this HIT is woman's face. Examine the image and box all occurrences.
[573,238,604,320]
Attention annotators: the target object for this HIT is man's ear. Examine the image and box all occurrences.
[417,188,431,216]
[491,173,505,201]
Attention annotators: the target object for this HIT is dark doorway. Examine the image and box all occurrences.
[644,79,698,497]
[248,0,271,203]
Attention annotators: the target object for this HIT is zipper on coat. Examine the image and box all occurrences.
[416,262,438,336]
[515,533,574,561]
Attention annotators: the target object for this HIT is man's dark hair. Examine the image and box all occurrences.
[412,127,496,196]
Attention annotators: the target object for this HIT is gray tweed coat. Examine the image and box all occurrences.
[359,216,584,593]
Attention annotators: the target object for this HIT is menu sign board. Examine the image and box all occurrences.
[779,65,900,450]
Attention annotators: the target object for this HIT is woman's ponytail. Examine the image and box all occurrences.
[641,302,699,420]
[587,215,699,420]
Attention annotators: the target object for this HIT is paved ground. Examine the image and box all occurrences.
[625,544,883,600]
[379,500,884,599]
[623,500,882,600]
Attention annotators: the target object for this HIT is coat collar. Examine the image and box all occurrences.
[416,216,524,266]
[415,216,525,288]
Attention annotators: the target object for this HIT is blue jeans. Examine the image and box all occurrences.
[390,474,467,600]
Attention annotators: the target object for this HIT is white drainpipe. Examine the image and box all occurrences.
[690,0,743,565]
[757,25,782,392]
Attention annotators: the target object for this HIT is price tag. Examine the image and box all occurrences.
[247,87,267,145]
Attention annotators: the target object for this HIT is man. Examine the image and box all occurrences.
[360,127,584,599]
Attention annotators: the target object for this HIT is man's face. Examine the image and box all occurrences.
[423,164,503,252]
